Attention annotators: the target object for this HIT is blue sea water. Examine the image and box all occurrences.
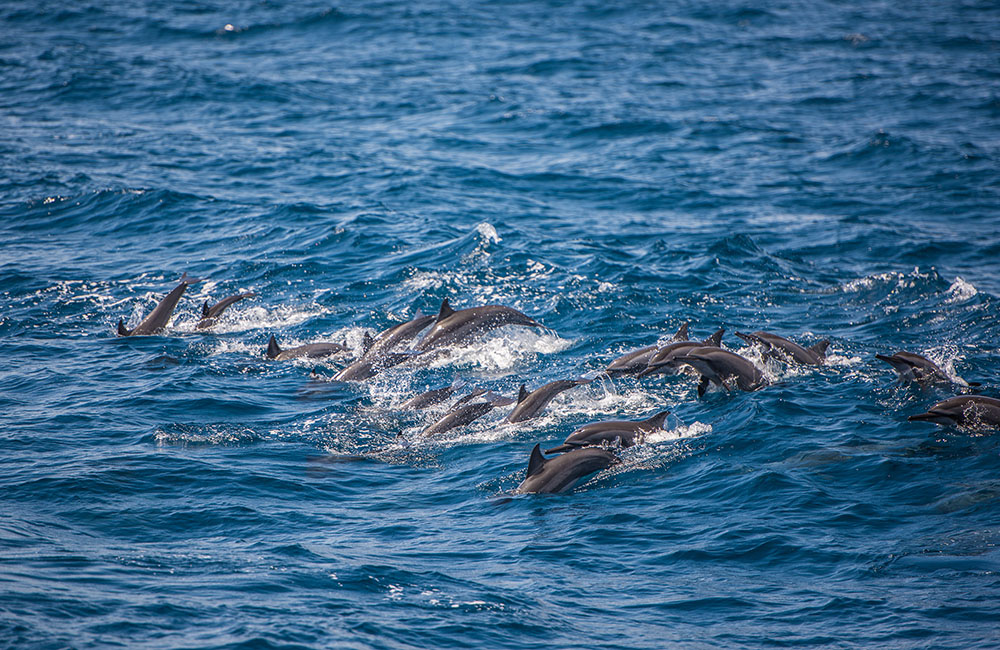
[3,0,1000,647]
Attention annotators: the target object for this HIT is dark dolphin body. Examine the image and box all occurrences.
[875,351,977,386]
[506,379,591,423]
[414,298,541,352]
[401,380,467,410]
[605,322,689,376]
[545,411,670,454]
[334,313,434,381]
[515,444,620,494]
[638,328,725,378]
[117,273,201,336]
[672,346,768,397]
[419,392,515,437]
[908,396,1000,428]
[196,292,256,330]
[266,334,349,361]
[735,331,829,365]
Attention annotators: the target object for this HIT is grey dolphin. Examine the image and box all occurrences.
[515,444,620,494]
[638,328,725,378]
[545,411,670,454]
[414,298,541,352]
[117,273,202,336]
[735,331,829,365]
[401,380,468,410]
[671,346,768,397]
[266,334,349,361]
[334,313,435,381]
[506,378,592,423]
[875,351,978,386]
[605,322,689,376]
[908,396,1000,428]
[419,391,516,437]
[195,292,256,330]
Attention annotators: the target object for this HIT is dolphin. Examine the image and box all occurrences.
[419,391,516,437]
[671,346,768,397]
[117,273,202,336]
[414,298,541,352]
[875,351,978,386]
[908,396,1000,428]
[545,411,670,454]
[334,313,435,381]
[515,444,620,494]
[506,378,591,423]
[265,334,349,361]
[605,322,689,376]
[638,328,725,378]
[401,380,468,410]
[735,331,829,365]
[195,292,256,330]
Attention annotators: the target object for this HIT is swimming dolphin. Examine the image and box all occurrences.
[414,298,541,352]
[419,391,516,437]
[195,292,256,330]
[545,411,670,454]
[117,273,202,336]
[506,378,592,423]
[875,351,978,386]
[515,444,620,494]
[638,328,725,378]
[735,331,829,365]
[401,380,468,410]
[671,346,768,397]
[334,313,435,381]
[908,396,1000,428]
[605,322,689,376]
[265,334,349,361]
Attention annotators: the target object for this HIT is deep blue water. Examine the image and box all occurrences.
[3,1,1000,648]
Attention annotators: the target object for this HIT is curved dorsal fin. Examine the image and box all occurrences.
[644,410,671,429]
[810,339,830,360]
[673,321,690,341]
[266,334,282,359]
[116,318,132,337]
[201,300,211,318]
[526,444,547,478]
[704,328,725,347]
[517,383,529,403]
[362,332,375,354]
[436,298,455,322]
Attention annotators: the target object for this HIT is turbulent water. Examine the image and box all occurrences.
[3,1,1000,648]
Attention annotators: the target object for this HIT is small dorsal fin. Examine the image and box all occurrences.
[517,383,529,404]
[809,339,830,360]
[266,334,282,359]
[644,410,671,429]
[704,328,725,347]
[436,298,455,322]
[117,318,132,337]
[673,321,689,341]
[362,332,375,354]
[526,444,547,478]
[201,300,211,318]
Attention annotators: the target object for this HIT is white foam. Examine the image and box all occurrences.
[945,276,978,304]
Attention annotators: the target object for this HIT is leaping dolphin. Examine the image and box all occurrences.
[506,378,592,423]
[414,298,541,352]
[908,396,1000,428]
[637,328,725,378]
[545,411,670,454]
[735,331,829,365]
[515,444,620,494]
[671,346,768,397]
[117,273,201,336]
[334,313,435,381]
[875,351,979,386]
[265,334,349,361]
[419,391,516,437]
[605,322,689,376]
[196,292,256,330]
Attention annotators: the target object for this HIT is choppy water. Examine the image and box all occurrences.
[3,1,1000,648]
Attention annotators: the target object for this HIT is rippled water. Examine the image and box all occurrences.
[3,1,1000,648]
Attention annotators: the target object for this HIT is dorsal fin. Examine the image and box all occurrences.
[201,300,211,318]
[673,321,689,341]
[116,318,132,337]
[809,339,830,360]
[526,444,547,478]
[704,328,725,347]
[517,383,529,404]
[436,298,455,322]
[644,410,671,429]
[362,332,375,354]
[266,334,281,359]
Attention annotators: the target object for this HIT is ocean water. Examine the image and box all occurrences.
[2,0,1000,647]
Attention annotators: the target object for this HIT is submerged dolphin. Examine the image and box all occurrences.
[605,322,689,376]
[515,444,620,494]
[419,391,516,437]
[401,380,468,410]
[545,411,670,454]
[266,334,349,361]
[506,378,591,423]
[334,313,434,381]
[735,331,829,365]
[414,298,541,352]
[117,273,201,336]
[875,351,978,386]
[908,396,1000,428]
[196,292,256,330]
[672,346,768,397]
[638,328,725,378]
